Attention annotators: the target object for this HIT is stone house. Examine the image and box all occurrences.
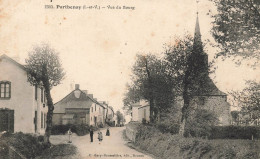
[53,84,106,126]
[0,54,48,134]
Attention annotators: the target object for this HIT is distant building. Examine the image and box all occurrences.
[131,100,150,123]
[53,84,106,126]
[99,101,115,126]
[0,54,48,134]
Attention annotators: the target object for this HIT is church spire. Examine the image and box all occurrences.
[193,0,203,53]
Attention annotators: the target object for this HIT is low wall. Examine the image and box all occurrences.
[125,124,138,142]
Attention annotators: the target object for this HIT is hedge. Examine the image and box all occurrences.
[51,124,98,136]
[209,125,260,140]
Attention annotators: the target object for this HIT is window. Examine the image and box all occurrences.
[41,112,43,128]
[35,85,37,100]
[91,107,93,112]
[41,88,43,102]
[44,114,46,128]
[0,81,11,99]
[95,104,96,111]
[43,90,46,103]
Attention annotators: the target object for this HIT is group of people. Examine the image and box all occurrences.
[90,128,110,144]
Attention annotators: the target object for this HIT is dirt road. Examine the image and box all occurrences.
[50,127,153,159]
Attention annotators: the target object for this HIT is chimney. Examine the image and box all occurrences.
[75,84,80,90]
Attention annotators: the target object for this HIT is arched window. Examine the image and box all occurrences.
[0,81,11,99]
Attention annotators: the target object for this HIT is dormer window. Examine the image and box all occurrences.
[0,81,11,99]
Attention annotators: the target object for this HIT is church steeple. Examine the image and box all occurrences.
[191,3,209,74]
[193,12,203,53]
[194,15,202,46]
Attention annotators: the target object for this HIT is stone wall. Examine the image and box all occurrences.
[125,124,138,142]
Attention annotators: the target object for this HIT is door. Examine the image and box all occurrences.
[0,109,14,133]
[94,116,97,126]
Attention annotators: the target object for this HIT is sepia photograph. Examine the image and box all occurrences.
[0,0,259,158]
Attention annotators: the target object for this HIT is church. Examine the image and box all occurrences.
[183,13,231,126]
[131,14,231,126]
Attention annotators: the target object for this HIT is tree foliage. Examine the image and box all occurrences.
[185,109,219,137]
[211,0,260,61]
[116,110,124,125]
[25,44,65,144]
[124,53,176,122]
[229,81,260,124]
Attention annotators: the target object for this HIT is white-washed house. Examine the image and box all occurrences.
[0,54,48,134]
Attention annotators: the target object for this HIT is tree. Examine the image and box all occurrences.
[124,54,175,123]
[116,111,124,125]
[25,44,65,144]
[229,81,260,125]
[210,0,260,61]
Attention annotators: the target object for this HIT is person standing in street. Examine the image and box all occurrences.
[98,130,103,144]
[90,128,94,143]
[68,128,72,143]
[106,128,110,136]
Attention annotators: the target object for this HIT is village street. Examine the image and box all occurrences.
[50,127,153,159]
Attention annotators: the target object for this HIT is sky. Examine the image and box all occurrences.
[0,0,259,113]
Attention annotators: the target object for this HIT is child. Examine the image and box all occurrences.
[98,130,103,143]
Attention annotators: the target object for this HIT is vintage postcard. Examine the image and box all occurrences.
[0,0,259,158]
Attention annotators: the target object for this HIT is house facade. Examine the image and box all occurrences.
[99,101,115,126]
[53,84,106,126]
[0,54,47,134]
[131,100,150,123]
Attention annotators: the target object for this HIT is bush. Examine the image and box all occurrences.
[51,124,97,136]
[209,126,260,140]
[106,121,115,127]
[157,122,180,134]
[98,122,104,128]
[185,109,219,138]
[0,132,47,159]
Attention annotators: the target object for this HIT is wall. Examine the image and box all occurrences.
[52,113,64,125]
[190,96,231,125]
[125,124,137,142]
[132,106,139,121]
[138,106,150,122]
[89,103,105,126]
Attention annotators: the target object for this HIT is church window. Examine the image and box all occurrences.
[0,81,11,99]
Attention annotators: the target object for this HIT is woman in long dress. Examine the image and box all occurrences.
[106,128,110,136]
